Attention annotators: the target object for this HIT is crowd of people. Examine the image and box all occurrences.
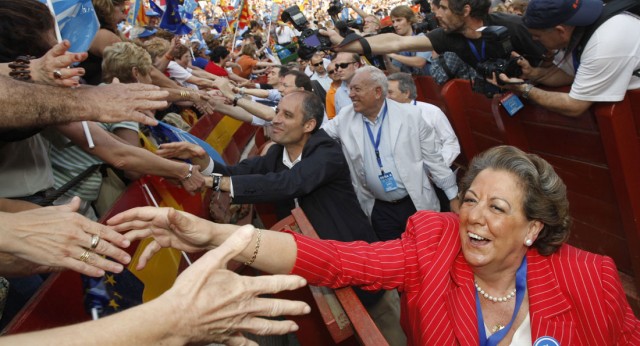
[1,0,639,344]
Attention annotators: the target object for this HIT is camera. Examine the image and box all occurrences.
[327,0,344,17]
[412,0,439,34]
[471,26,523,97]
[281,6,332,60]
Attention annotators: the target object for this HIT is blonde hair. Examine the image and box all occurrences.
[102,42,153,83]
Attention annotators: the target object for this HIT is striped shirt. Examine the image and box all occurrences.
[290,211,640,345]
[49,121,138,201]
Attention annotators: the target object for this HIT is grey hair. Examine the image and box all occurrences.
[459,145,571,255]
[387,72,417,100]
[354,65,388,97]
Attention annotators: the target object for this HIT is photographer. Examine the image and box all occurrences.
[343,0,382,35]
[384,5,433,76]
[492,0,640,117]
[323,0,546,76]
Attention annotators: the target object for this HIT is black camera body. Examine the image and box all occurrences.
[471,26,522,97]
[327,0,344,17]
[412,0,439,34]
[281,6,332,60]
[298,28,333,59]
[476,58,522,83]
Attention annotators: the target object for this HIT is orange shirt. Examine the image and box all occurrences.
[325,80,342,119]
[232,55,258,79]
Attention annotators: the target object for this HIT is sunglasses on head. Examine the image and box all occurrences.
[312,61,324,67]
[335,61,356,70]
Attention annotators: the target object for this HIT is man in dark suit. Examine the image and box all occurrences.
[209,90,405,345]
[212,91,375,243]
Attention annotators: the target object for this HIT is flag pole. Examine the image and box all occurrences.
[230,0,245,52]
[46,0,95,149]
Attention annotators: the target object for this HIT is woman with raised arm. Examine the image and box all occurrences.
[110,145,640,345]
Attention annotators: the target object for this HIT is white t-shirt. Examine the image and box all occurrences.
[276,25,296,45]
[167,61,198,90]
[570,13,640,102]
[413,100,460,166]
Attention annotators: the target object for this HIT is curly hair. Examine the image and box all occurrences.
[459,145,571,255]
[0,0,55,62]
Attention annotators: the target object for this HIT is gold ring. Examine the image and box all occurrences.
[79,250,91,263]
[90,234,100,250]
[53,69,63,79]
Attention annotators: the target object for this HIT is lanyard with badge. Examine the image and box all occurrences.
[364,103,398,192]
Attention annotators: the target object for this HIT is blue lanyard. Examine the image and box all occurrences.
[413,100,417,105]
[572,51,580,74]
[476,256,528,346]
[467,39,486,62]
[364,103,388,174]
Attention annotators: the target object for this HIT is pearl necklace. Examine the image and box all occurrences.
[474,281,516,303]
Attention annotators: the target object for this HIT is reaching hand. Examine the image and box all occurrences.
[156,142,208,162]
[1,197,131,277]
[107,207,216,269]
[30,40,87,87]
[79,80,169,126]
[161,225,310,345]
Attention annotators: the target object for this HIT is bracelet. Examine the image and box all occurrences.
[232,94,242,107]
[243,228,262,266]
[180,90,191,100]
[521,83,534,99]
[211,173,222,191]
[164,53,174,61]
[8,56,35,82]
[181,163,193,181]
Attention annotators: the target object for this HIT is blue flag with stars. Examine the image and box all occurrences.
[160,0,192,35]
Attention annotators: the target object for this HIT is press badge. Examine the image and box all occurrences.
[500,92,524,116]
[379,172,399,192]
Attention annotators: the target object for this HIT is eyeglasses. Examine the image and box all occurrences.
[312,62,324,67]
[335,61,357,70]
[328,70,336,75]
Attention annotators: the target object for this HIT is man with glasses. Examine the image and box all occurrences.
[325,61,342,119]
[310,53,332,91]
[333,52,362,115]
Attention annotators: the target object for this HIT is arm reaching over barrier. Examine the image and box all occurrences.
[0,226,309,346]
[0,197,131,277]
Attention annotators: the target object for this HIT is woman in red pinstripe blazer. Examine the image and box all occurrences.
[114,145,640,345]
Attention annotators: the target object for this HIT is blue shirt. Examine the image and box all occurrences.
[334,81,352,116]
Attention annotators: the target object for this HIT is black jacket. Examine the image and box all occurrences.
[214,129,376,243]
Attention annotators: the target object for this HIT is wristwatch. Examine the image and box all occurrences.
[211,173,223,191]
[232,94,242,107]
[521,83,534,99]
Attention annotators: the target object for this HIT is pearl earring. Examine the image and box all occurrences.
[524,239,533,246]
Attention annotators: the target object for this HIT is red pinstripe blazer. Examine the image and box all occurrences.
[291,211,640,345]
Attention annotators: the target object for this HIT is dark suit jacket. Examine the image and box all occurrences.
[213,129,376,243]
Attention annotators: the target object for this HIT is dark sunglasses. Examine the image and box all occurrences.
[335,61,356,70]
[328,70,336,75]
[312,61,324,67]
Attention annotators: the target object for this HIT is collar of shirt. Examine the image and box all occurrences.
[282,148,302,169]
[360,100,387,126]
